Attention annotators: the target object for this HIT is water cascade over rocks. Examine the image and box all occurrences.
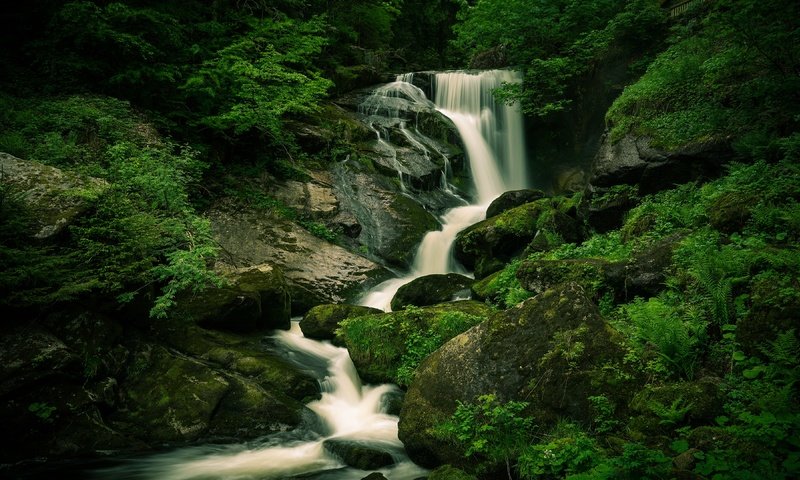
[91,70,526,479]
[361,70,528,310]
[95,322,427,479]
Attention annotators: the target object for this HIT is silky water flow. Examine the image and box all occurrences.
[92,69,527,479]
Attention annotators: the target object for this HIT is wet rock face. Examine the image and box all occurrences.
[323,439,395,470]
[0,152,109,240]
[591,134,731,195]
[208,199,390,312]
[331,162,440,268]
[391,273,474,310]
[398,283,632,468]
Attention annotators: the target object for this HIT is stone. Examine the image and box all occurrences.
[208,199,390,313]
[300,304,383,342]
[398,283,633,468]
[232,264,292,330]
[323,439,395,470]
[269,171,340,220]
[338,301,494,385]
[486,189,547,218]
[177,286,262,333]
[331,162,440,267]
[586,185,640,233]
[391,273,474,310]
[0,152,109,240]
[591,134,731,195]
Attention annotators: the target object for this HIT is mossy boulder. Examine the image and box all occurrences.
[337,301,494,385]
[516,258,614,299]
[428,465,478,480]
[486,189,547,218]
[391,273,474,310]
[176,263,291,332]
[398,283,634,468]
[708,191,758,234]
[628,377,724,438]
[0,152,109,240]
[736,276,800,356]
[586,185,640,233]
[300,304,383,342]
[323,439,395,470]
[454,197,584,279]
[113,342,311,444]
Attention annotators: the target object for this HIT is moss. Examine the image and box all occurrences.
[428,465,478,480]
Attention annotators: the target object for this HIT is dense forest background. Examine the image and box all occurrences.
[1,0,799,479]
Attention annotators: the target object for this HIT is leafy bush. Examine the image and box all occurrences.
[437,393,533,479]
[518,422,602,479]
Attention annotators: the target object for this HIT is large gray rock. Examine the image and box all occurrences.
[323,439,395,470]
[0,152,108,240]
[269,170,340,220]
[208,200,390,312]
[591,135,731,194]
[486,189,547,218]
[331,161,440,267]
[398,283,634,468]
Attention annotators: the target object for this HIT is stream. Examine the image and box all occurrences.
[88,69,527,479]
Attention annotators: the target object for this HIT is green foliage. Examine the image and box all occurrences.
[28,402,57,423]
[454,0,667,116]
[569,442,671,480]
[607,0,800,150]
[518,422,602,479]
[624,297,703,380]
[0,94,221,316]
[477,260,532,309]
[588,395,619,434]
[181,16,332,142]
[437,393,533,478]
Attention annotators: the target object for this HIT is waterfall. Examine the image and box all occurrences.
[88,70,526,479]
[361,70,528,311]
[93,322,428,480]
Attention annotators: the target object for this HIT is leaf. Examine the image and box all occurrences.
[743,366,765,379]
[732,351,747,362]
[671,439,690,453]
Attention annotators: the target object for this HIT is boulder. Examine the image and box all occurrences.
[323,439,395,470]
[300,304,383,342]
[391,273,474,310]
[486,189,547,218]
[337,301,494,385]
[516,258,615,299]
[591,135,731,195]
[331,161,440,267]
[428,465,478,480]
[586,185,640,233]
[208,199,390,313]
[176,287,261,333]
[455,197,584,278]
[0,152,109,240]
[398,283,633,467]
[269,170,340,220]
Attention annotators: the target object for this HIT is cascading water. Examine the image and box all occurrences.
[361,70,528,311]
[93,322,427,480]
[88,70,526,480]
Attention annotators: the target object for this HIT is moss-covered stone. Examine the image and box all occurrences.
[486,189,547,218]
[337,301,494,384]
[427,465,478,480]
[234,263,292,330]
[398,283,635,468]
[454,196,585,279]
[113,344,230,443]
[736,276,800,356]
[323,439,395,470]
[516,258,612,298]
[628,377,724,437]
[391,273,474,310]
[300,303,383,342]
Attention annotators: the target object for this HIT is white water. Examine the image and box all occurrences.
[95,322,427,480]
[92,70,526,479]
[361,70,528,311]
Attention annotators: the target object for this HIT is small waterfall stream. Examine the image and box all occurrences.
[361,70,528,311]
[90,70,526,480]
